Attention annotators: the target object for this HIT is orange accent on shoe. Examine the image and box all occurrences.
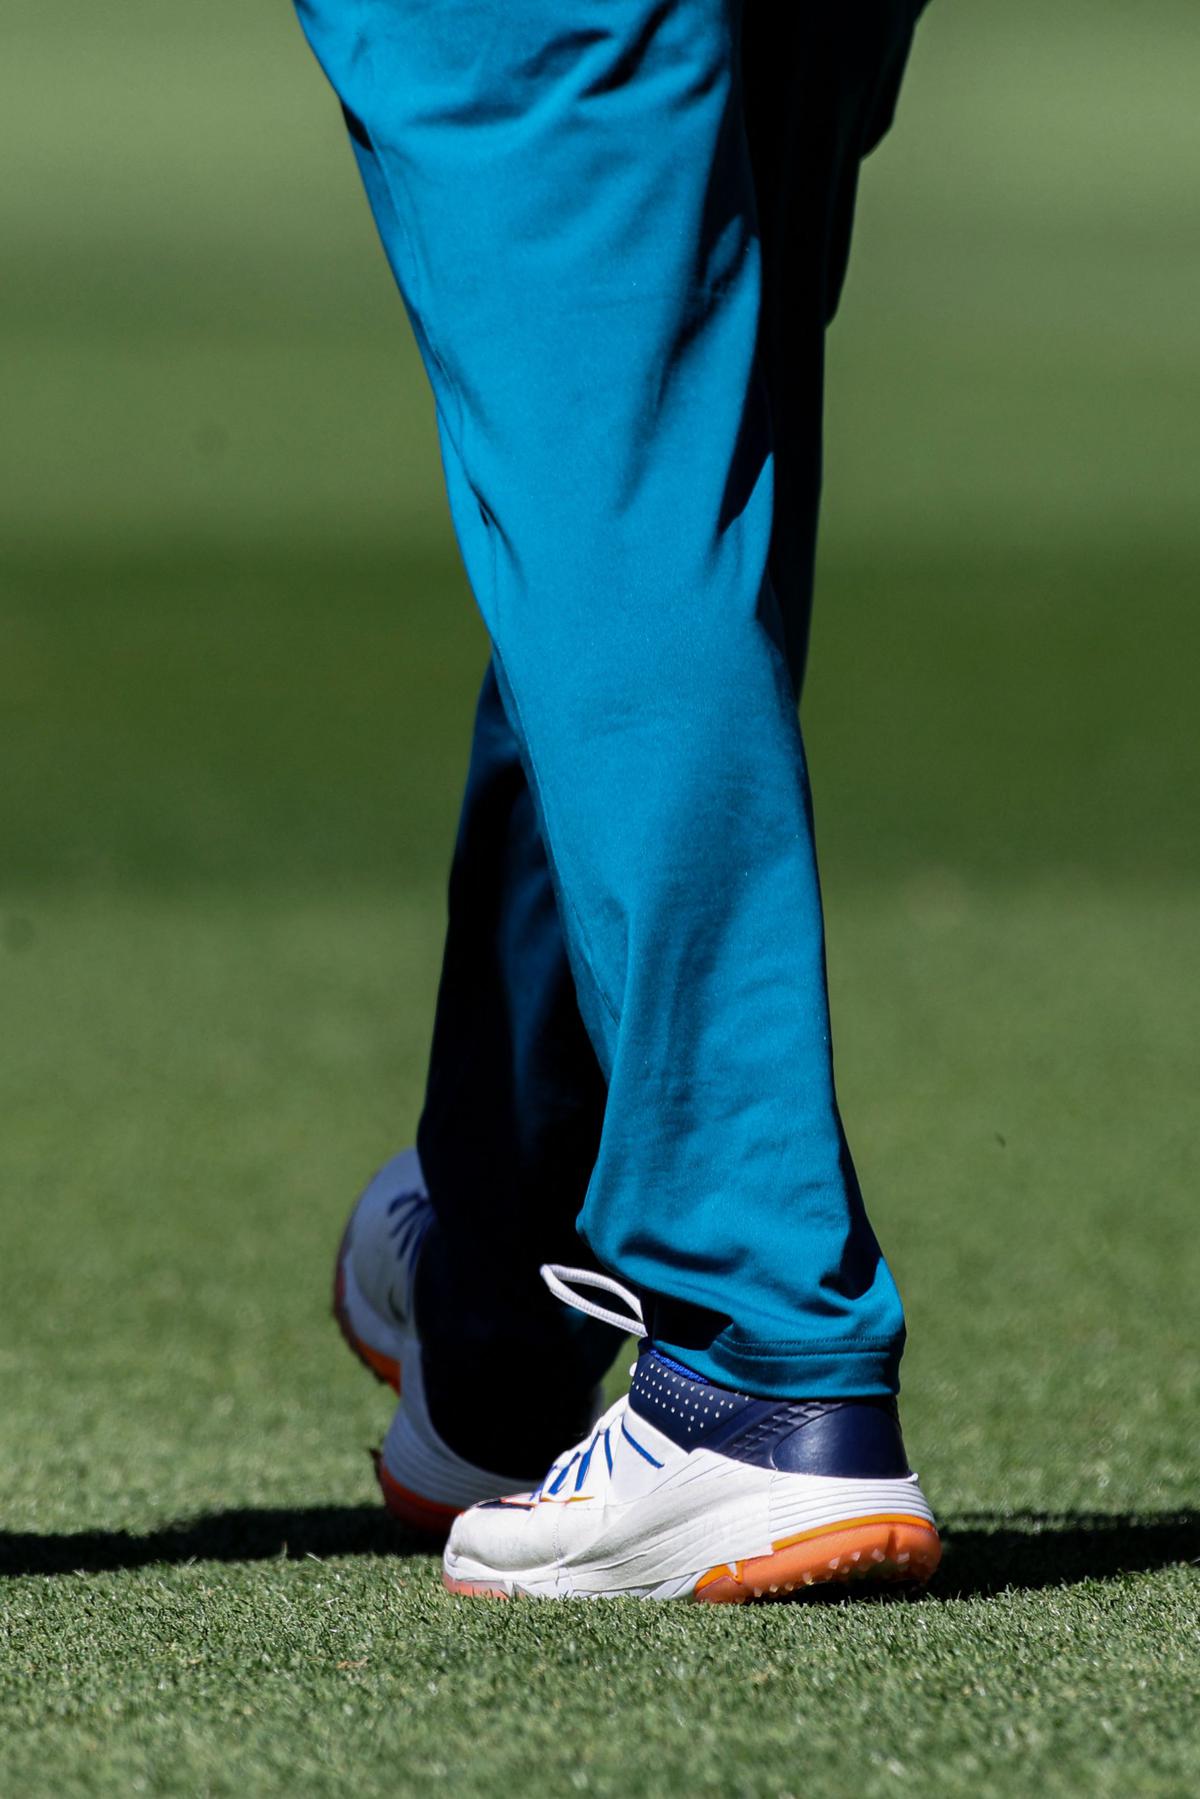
[694,1515,941,1604]
[442,1572,513,1600]
[375,1455,461,1537]
[332,1234,401,1393]
[694,1560,745,1594]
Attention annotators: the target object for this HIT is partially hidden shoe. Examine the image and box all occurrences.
[443,1268,941,1603]
[333,1148,533,1534]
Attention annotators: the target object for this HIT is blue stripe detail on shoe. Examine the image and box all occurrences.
[619,1418,663,1468]
[547,1454,578,1496]
[575,1435,596,1491]
[648,1346,715,1384]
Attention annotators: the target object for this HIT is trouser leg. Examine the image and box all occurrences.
[295,0,916,1398]
[743,0,922,688]
[415,662,615,1422]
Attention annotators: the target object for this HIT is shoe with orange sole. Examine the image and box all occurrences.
[333,1149,532,1533]
[443,1271,940,1603]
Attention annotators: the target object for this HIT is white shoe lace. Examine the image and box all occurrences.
[539,1263,645,1338]
[530,1268,659,1499]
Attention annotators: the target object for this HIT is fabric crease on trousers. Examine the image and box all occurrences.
[294,0,923,1401]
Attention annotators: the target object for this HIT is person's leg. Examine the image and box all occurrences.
[415,661,614,1467]
[744,0,922,691]
[296,0,902,1399]
[406,8,921,1427]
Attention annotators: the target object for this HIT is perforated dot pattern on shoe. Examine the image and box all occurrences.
[629,1353,748,1441]
[627,1350,878,1460]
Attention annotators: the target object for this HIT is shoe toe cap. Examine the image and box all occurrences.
[446,1491,553,1572]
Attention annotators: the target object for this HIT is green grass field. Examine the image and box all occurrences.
[2,2,1198,1792]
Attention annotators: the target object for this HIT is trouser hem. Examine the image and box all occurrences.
[654,1335,904,1402]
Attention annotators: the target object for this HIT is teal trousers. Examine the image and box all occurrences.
[295,0,921,1407]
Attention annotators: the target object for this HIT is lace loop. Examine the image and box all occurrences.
[540,1263,645,1337]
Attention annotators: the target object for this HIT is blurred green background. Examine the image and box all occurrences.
[2,2,1199,1793]
[4,1,1198,891]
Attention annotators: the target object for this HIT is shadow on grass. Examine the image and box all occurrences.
[1,1507,1197,1594]
[0,1506,432,1577]
[929,1510,1200,1602]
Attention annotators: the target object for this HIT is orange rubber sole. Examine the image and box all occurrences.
[444,1571,514,1599]
[332,1228,401,1392]
[694,1514,941,1603]
[375,1454,460,1537]
[444,1514,941,1603]
[332,1231,459,1537]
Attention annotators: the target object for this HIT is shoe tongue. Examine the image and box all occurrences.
[643,1345,717,1385]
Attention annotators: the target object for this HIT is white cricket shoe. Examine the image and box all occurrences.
[333,1148,532,1533]
[443,1269,941,1603]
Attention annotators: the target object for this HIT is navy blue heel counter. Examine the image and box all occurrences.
[769,1400,909,1479]
[629,1349,911,1479]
